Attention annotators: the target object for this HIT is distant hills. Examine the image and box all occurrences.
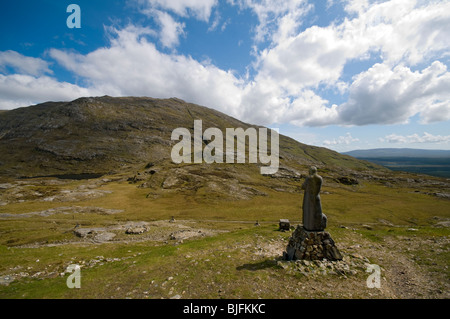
[344,148,450,158]
[343,148,450,178]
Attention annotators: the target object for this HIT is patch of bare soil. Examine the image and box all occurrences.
[0,178,114,205]
[0,206,123,219]
[381,235,449,298]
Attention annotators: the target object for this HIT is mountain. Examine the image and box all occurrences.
[343,148,450,158]
[0,96,383,197]
[343,148,450,178]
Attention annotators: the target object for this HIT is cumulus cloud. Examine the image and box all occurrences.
[238,80,338,127]
[136,0,217,48]
[48,24,338,127]
[0,74,98,109]
[369,0,450,65]
[255,24,362,94]
[232,0,312,43]
[0,50,96,109]
[1,0,449,131]
[253,0,450,90]
[382,132,450,144]
[242,0,450,126]
[323,133,359,146]
[49,26,245,118]
[154,10,186,48]
[338,61,450,125]
[0,50,52,76]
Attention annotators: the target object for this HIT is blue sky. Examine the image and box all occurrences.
[0,0,449,152]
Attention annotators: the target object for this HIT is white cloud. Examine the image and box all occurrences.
[253,0,450,90]
[231,0,312,43]
[339,61,450,125]
[207,10,221,32]
[49,26,245,118]
[141,0,218,21]
[255,24,363,94]
[221,18,231,32]
[2,0,449,132]
[239,82,338,127]
[323,132,359,146]
[420,100,450,124]
[48,25,335,127]
[0,50,52,76]
[244,0,450,126]
[0,74,98,110]
[344,0,369,15]
[364,0,450,66]
[138,7,185,49]
[383,132,450,144]
[0,51,96,109]
[154,10,186,48]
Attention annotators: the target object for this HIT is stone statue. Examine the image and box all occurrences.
[283,166,342,261]
[301,166,327,231]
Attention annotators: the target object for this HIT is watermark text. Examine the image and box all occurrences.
[66,264,81,289]
[171,120,279,174]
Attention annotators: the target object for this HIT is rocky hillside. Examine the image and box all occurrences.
[0,96,381,182]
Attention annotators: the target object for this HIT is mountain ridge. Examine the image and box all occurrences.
[342,148,450,178]
[0,96,383,180]
[343,148,450,158]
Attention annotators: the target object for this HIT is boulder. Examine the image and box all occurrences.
[279,219,290,231]
[73,227,116,242]
[125,226,148,235]
[336,177,359,185]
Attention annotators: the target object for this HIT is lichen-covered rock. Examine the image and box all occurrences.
[125,226,148,235]
[73,227,116,242]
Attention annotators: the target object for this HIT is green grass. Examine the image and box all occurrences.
[0,174,449,299]
[0,219,448,298]
[0,225,285,298]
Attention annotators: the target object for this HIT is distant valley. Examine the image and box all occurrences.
[343,148,450,178]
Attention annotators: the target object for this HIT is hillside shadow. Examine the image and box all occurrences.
[236,256,283,271]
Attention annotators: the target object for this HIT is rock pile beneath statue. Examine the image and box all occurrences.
[284,225,343,261]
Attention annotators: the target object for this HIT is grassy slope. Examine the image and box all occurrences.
[0,173,449,299]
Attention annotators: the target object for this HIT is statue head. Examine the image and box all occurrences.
[309,166,317,175]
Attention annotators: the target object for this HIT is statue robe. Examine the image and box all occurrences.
[302,174,327,231]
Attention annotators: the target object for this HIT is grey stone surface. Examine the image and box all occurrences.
[0,275,15,286]
[125,225,148,234]
[301,167,327,231]
[284,226,343,261]
[94,232,116,242]
[73,227,116,242]
[279,219,290,230]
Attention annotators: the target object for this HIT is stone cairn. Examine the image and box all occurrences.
[283,225,342,261]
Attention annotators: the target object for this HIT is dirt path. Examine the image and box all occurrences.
[333,230,450,299]
[381,237,449,298]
